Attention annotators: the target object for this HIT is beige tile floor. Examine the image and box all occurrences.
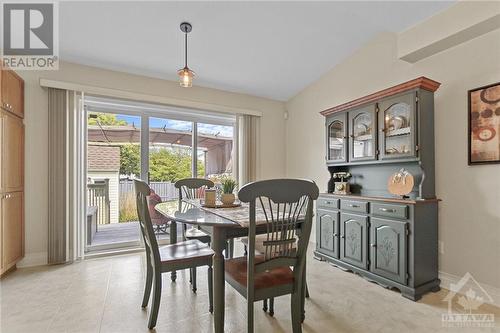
[1,244,499,333]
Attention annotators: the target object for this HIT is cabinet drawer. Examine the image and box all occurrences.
[340,200,368,213]
[317,197,339,209]
[371,203,408,220]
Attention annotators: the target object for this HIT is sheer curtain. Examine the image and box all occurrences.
[47,88,85,264]
[238,114,260,187]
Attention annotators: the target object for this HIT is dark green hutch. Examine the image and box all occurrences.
[314,77,442,301]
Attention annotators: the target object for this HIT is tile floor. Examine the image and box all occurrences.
[1,243,499,333]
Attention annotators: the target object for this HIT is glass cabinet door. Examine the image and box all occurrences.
[378,92,417,159]
[327,113,347,163]
[349,105,376,161]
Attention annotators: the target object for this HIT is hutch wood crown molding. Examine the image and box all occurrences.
[320,77,440,117]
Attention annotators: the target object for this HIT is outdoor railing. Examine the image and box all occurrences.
[87,180,111,225]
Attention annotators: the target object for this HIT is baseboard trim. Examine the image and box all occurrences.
[439,271,500,307]
[17,251,48,268]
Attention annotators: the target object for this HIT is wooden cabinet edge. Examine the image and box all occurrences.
[320,77,440,116]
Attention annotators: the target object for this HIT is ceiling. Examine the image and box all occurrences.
[60,1,454,101]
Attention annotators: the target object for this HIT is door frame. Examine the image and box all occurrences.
[82,95,238,253]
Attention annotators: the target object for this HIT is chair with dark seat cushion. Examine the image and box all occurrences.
[225,178,319,333]
[240,234,310,316]
[134,179,214,329]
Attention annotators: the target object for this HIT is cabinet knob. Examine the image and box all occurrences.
[333,233,338,237]
[341,235,345,239]
[371,243,377,248]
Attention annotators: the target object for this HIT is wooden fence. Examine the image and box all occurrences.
[119,180,178,201]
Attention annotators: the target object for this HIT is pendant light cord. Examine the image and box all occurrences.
[184,32,188,68]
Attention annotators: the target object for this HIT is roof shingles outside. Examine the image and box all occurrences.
[88,145,121,172]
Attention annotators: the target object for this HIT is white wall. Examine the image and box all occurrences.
[18,61,286,265]
[285,29,500,289]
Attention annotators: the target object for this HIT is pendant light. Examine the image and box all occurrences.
[177,22,195,88]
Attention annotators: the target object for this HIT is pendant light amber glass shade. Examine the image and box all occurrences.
[177,67,195,88]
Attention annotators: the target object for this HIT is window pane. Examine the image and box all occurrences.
[197,123,234,182]
[149,117,193,200]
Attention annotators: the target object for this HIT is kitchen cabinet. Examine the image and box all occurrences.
[1,69,24,118]
[0,67,24,277]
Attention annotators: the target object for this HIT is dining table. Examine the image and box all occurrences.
[155,198,306,333]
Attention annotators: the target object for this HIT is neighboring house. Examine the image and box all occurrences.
[87,144,120,224]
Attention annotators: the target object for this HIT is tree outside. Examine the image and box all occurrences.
[88,113,128,126]
[119,143,204,181]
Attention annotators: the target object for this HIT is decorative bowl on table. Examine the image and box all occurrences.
[221,193,235,205]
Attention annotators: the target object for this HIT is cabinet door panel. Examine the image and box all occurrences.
[340,213,368,269]
[0,112,3,193]
[2,113,24,192]
[370,218,407,284]
[1,70,24,118]
[326,113,348,163]
[2,192,24,269]
[378,92,417,160]
[316,209,339,258]
[349,105,377,161]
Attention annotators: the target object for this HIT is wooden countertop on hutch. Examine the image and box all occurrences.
[320,193,440,205]
[320,77,441,116]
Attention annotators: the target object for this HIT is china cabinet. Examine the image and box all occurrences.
[349,104,376,162]
[326,113,347,163]
[378,92,417,160]
[315,77,441,301]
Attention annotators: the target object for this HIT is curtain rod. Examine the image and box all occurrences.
[39,78,263,117]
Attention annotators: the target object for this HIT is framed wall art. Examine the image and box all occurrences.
[468,82,500,165]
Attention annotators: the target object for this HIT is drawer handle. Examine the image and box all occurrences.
[379,208,395,213]
[349,204,359,208]
[325,201,332,205]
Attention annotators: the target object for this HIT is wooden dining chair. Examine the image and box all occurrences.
[175,177,234,292]
[134,179,214,329]
[240,234,310,316]
[225,179,319,333]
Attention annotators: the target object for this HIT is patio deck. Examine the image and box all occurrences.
[90,221,171,247]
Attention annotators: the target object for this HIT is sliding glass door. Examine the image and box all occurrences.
[83,96,237,253]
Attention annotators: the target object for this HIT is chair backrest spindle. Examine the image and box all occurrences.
[238,179,319,291]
